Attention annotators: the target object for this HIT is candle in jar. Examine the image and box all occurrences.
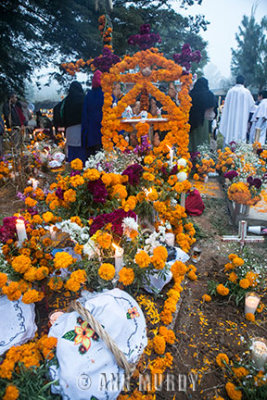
[245,293,260,315]
[16,219,27,246]
[165,233,175,247]
[113,244,124,273]
[251,338,267,370]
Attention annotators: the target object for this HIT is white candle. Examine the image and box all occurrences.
[180,192,186,208]
[113,244,124,273]
[29,178,39,190]
[245,293,260,315]
[16,219,27,246]
[165,233,175,247]
[168,146,174,165]
[251,338,267,370]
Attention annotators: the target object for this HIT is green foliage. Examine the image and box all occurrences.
[231,14,267,89]
[0,363,60,400]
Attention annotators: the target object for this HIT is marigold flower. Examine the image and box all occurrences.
[239,278,250,289]
[135,250,151,268]
[12,255,32,274]
[245,312,255,322]
[171,261,187,277]
[3,385,19,400]
[22,289,44,304]
[225,382,242,400]
[98,263,115,281]
[54,251,75,269]
[256,303,264,313]
[188,270,197,281]
[151,246,168,270]
[71,158,83,170]
[70,216,83,227]
[25,197,37,208]
[153,335,166,355]
[48,277,63,291]
[42,211,54,223]
[0,272,8,288]
[142,172,155,181]
[83,168,101,181]
[202,294,211,302]
[228,272,238,283]
[158,326,176,344]
[63,189,76,203]
[216,353,229,368]
[96,231,112,249]
[119,267,135,286]
[216,284,229,296]
[232,366,249,379]
[232,257,244,267]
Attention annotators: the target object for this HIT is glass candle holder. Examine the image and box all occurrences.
[251,337,267,370]
[191,246,202,263]
[245,292,260,315]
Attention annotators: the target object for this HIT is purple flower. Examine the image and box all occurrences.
[253,178,262,189]
[128,25,161,50]
[173,43,201,72]
[0,216,28,243]
[56,187,64,200]
[224,170,238,180]
[92,48,121,73]
[90,209,136,236]
[247,176,254,185]
[88,179,108,204]
[257,148,263,156]
[17,192,26,201]
[122,163,143,186]
[170,165,178,175]
[70,170,81,177]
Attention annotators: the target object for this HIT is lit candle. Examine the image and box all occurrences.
[29,178,39,190]
[192,246,202,263]
[16,219,27,246]
[49,225,57,240]
[168,146,174,165]
[165,233,175,247]
[49,310,65,326]
[113,244,124,273]
[245,292,260,315]
[251,338,267,370]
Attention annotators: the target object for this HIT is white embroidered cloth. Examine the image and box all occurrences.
[49,289,147,400]
[0,296,37,355]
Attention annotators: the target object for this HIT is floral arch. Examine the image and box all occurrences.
[100,48,192,159]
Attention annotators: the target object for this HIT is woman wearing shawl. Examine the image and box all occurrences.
[189,77,216,152]
[81,70,104,162]
[61,81,85,162]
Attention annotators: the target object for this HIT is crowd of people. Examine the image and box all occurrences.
[1,72,266,161]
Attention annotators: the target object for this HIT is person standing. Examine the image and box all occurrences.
[219,75,254,145]
[61,81,85,162]
[2,93,26,150]
[189,77,216,152]
[81,70,104,162]
[249,90,267,145]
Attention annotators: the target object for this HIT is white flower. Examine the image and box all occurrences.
[83,239,99,260]
[177,158,187,167]
[177,171,187,182]
[122,217,138,232]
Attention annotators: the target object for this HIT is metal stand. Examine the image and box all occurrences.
[222,220,264,249]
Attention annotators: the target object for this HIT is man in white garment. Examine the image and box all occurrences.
[249,90,267,144]
[219,75,254,145]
